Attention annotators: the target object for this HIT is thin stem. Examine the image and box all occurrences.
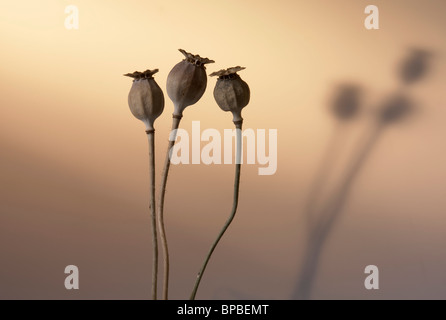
[190,120,243,300]
[147,130,158,300]
[157,115,182,300]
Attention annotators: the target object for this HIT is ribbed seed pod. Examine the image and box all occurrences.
[125,69,164,131]
[210,66,250,123]
[378,93,412,124]
[166,49,214,117]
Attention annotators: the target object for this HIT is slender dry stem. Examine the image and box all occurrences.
[147,130,158,300]
[157,115,182,300]
[189,120,243,300]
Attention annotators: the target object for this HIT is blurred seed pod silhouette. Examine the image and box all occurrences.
[378,93,413,124]
[330,84,362,121]
[398,48,432,86]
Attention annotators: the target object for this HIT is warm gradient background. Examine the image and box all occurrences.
[1,0,445,299]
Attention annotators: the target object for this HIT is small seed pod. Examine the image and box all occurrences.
[124,69,164,131]
[210,66,250,123]
[166,49,214,117]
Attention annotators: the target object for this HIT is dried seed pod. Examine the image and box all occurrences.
[166,49,214,117]
[210,66,250,123]
[124,69,165,131]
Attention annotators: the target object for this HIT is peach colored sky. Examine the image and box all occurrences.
[1,0,446,299]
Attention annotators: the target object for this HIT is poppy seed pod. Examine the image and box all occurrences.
[124,69,164,131]
[210,66,250,123]
[166,49,214,117]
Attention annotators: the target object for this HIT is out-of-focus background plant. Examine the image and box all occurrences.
[0,0,445,299]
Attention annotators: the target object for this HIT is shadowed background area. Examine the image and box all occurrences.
[0,0,445,299]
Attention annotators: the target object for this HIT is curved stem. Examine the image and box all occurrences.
[157,115,182,300]
[147,130,158,300]
[190,121,243,300]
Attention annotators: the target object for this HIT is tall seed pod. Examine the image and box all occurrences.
[167,49,215,117]
[190,67,250,300]
[124,68,164,300]
[158,49,214,300]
